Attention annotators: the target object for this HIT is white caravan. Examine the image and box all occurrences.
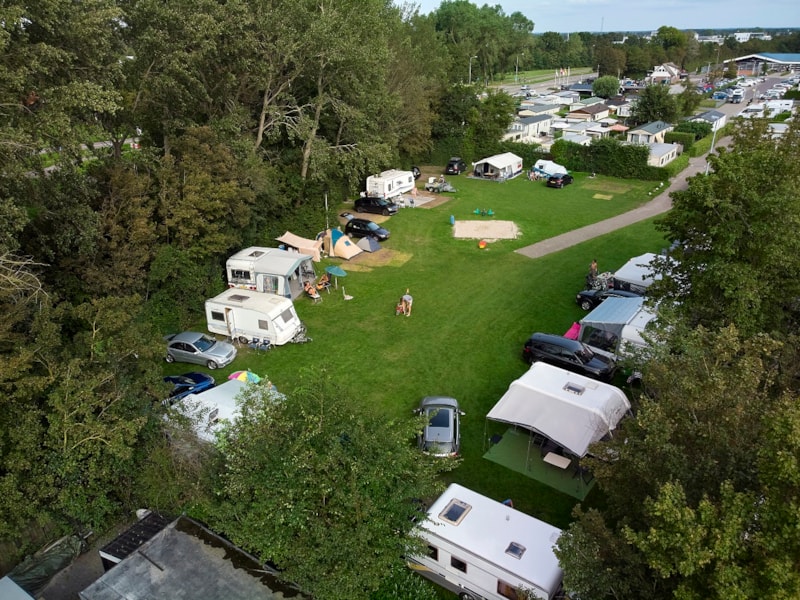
[408,484,563,600]
[226,246,315,299]
[205,288,304,346]
[182,379,246,442]
[365,169,416,199]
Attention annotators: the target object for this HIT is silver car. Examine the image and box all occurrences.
[164,332,237,370]
[416,396,464,457]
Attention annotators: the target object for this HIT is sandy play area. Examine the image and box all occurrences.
[452,220,520,241]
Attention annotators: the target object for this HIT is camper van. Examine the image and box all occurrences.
[408,484,564,600]
[226,246,315,299]
[205,288,304,346]
[365,169,416,199]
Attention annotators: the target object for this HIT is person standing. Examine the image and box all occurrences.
[589,259,598,280]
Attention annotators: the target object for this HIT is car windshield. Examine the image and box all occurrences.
[367,222,380,231]
[427,407,452,428]
[194,336,217,352]
[577,343,595,363]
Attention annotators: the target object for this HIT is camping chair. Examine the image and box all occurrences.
[305,283,322,303]
[316,274,331,294]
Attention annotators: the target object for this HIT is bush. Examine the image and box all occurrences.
[674,120,712,141]
[665,131,695,153]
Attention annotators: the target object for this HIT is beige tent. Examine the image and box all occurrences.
[322,229,363,260]
[275,231,323,262]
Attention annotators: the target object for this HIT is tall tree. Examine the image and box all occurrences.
[630,83,678,124]
[654,119,800,336]
[210,369,452,600]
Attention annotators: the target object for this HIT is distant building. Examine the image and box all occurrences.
[627,121,673,145]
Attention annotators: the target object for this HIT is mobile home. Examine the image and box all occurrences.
[365,169,416,199]
[205,288,304,346]
[226,247,315,299]
[408,484,563,600]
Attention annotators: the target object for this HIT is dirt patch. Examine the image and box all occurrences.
[583,181,633,194]
[453,220,520,241]
[344,248,412,270]
[592,193,613,200]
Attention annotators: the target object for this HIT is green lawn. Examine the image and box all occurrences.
[494,67,595,86]
[171,172,669,529]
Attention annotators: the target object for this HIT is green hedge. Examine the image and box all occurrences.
[550,137,668,181]
[665,131,695,153]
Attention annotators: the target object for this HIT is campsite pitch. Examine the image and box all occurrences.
[453,220,520,241]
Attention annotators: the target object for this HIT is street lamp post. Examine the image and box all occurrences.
[469,55,477,85]
[515,53,524,83]
[705,124,718,176]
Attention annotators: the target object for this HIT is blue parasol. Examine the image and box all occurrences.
[325,265,347,288]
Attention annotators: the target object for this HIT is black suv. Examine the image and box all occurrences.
[546,173,574,188]
[344,218,390,241]
[575,288,642,311]
[354,196,398,216]
[522,332,616,382]
[445,157,467,175]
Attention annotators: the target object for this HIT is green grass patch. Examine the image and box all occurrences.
[166,173,669,528]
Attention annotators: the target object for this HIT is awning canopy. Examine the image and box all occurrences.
[486,362,630,457]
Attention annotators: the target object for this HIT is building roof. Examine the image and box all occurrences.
[80,516,307,600]
[692,110,725,123]
[517,114,552,125]
[569,103,608,115]
[728,53,800,65]
[649,142,679,157]
[630,120,672,134]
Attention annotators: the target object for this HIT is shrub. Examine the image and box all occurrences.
[665,131,695,153]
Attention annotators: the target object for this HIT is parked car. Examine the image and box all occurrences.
[546,173,574,188]
[711,91,728,100]
[354,196,398,216]
[575,288,643,311]
[163,372,216,403]
[344,218,390,241]
[445,157,467,175]
[415,396,463,457]
[522,332,617,382]
[165,332,237,370]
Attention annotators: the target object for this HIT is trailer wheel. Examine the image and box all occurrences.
[459,593,476,600]
[238,336,249,345]
[165,354,174,363]
[581,299,593,310]
[206,360,219,370]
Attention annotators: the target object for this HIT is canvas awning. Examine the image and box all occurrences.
[486,362,630,457]
[275,231,323,262]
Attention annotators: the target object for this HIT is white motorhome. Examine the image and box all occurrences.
[365,169,415,199]
[205,288,304,346]
[226,247,315,299]
[408,484,564,600]
[764,99,794,117]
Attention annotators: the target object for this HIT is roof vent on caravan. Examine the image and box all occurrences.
[439,498,472,525]
[228,293,249,302]
[563,382,585,395]
[505,542,526,559]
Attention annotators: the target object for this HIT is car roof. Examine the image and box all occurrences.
[348,218,375,226]
[171,331,205,343]
[530,332,583,350]
[420,396,459,410]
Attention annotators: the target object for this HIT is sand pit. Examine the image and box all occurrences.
[453,220,520,241]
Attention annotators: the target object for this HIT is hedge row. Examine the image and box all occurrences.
[549,137,668,181]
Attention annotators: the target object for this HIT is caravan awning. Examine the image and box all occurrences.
[473,152,523,172]
[276,231,323,262]
[486,362,630,457]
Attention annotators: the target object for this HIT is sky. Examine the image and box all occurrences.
[409,0,800,34]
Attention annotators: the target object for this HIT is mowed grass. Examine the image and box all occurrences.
[174,172,669,528]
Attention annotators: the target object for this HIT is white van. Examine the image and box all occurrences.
[408,484,564,600]
[205,288,304,346]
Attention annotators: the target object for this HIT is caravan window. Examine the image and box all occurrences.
[439,498,472,525]
[230,269,251,281]
[497,580,521,600]
[257,319,270,331]
[279,307,296,325]
[450,556,467,573]
[427,545,438,561]
[210,311,225,322]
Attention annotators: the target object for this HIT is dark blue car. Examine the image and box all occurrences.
[163,372,215,403]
